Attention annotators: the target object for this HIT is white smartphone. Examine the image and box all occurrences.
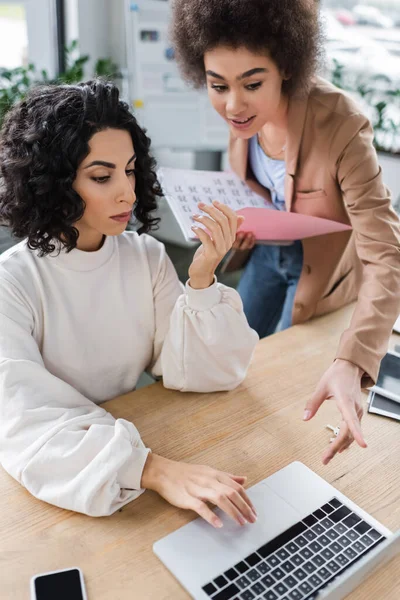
[30,567,87,600]
[368,390,400,422]
[370,350,400,404]
[393,315,400,333]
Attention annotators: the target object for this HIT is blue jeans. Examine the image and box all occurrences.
[237,241,303,339]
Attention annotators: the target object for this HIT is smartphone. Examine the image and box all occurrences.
[30,567,87,600]
[371,351,400,404]
[368,390,400,422]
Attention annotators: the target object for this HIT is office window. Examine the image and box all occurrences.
[321,1,400,87]
[321,1,400,153]
[0,3,28,68]
[321,0,400,87]
[0,0,58,77]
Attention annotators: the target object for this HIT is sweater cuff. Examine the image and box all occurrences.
[185,276,222,311]
[118,446,151,491]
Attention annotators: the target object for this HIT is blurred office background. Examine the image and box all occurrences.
[1,0,400,273]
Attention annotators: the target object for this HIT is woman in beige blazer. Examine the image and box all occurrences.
[171,0,400,464]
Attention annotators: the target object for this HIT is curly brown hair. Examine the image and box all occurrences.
[171,0,323,96]
[0,80,161,256]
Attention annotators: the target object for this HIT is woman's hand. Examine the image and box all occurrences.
[188,201,245,289]
[232,231,256,251]
[141,453,257,528]
[303,359,367,465]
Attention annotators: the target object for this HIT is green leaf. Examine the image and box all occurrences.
[0,39,120,129]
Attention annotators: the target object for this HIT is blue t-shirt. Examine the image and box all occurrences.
[248,135,286,211]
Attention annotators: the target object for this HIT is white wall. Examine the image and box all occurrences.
[64,0,116,77]
[25,0,58,77]
[109,0,127,70]
[64,0,79,44]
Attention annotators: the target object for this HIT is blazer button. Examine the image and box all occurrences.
[304,264,311,275]
[295,302,304,312]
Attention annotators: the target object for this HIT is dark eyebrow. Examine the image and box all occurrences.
[84,154,136,169]
[206,67,268,82]
[206,70,225,80]
[84,160,115,169]
[238,68,268,80]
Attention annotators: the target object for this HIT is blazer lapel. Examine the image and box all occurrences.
[284,92,309,211]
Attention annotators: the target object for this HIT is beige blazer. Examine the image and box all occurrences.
[229,77,400,383]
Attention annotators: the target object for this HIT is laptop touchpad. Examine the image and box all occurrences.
[154,480,300,590]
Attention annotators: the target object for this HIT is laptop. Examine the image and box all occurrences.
[154,462,400,600]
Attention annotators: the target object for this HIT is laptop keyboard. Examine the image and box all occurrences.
[202,497,385,600]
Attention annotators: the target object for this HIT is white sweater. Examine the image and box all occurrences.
[0,232,258,516]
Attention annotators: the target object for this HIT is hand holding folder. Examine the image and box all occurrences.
[158,167,351,243]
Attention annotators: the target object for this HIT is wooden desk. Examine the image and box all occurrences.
[1,305,399,599]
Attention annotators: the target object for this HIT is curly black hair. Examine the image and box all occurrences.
[171,0,323,96]
[0,79,161,255]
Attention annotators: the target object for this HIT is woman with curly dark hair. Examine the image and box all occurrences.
[171,0,400,464]
[0,80,259,522]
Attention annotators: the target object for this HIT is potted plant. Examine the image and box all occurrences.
[0,40,120,129]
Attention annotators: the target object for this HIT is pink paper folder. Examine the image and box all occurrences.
[237,207,352,241]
